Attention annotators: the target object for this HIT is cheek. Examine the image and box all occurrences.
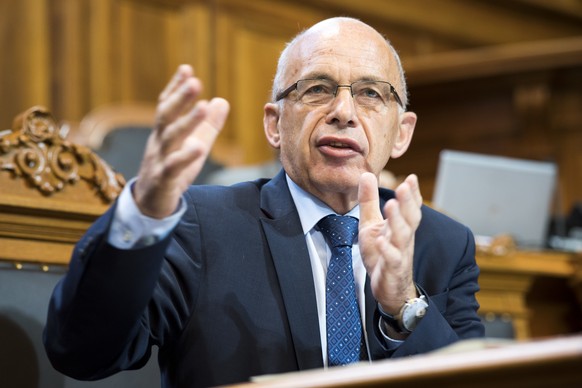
[278,119,305,164]
[368,123,395,163]
[282,111,317,147]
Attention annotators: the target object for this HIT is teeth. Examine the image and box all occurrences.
[329,142,349,148]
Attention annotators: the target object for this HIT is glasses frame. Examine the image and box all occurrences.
[275,78,404,109]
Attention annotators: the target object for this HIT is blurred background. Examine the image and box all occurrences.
[1,0,581,212]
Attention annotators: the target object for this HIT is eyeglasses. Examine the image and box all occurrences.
[275,78,404,109]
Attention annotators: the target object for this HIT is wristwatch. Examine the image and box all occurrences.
[379,294,428,333]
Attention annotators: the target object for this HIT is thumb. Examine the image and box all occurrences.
[207,97,230,130]
[358,172,383,226]
[195,97,230,146]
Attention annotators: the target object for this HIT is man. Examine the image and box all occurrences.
[44,17,484,388]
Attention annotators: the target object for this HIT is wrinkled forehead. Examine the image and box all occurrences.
[285,20,397,85]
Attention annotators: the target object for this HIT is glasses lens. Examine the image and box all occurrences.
[292,79,397,108]
[296,79,336,105]
[352,81,391,107]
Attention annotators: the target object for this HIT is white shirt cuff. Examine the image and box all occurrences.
[108,178,187,249]
[378,317,405,345]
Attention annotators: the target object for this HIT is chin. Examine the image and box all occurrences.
[312,169,360,192]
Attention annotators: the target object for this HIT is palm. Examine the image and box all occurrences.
[358,172,421,313]
[134,65,230,219]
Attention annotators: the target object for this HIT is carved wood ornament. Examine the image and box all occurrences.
[0,106,125,202]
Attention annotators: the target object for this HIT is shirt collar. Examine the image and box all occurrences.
[285,174,360,235]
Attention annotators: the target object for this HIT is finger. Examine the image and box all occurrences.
[162,97,229,146]
[384,198,413,249]
[159,64,193,102]
[161,98,230,173]
[161,137,207,180]
[394,174,423,228]
[192,97,230,146]
[401,174,423,206]
[358,172,383,226]
[156,77,203,133]
[373,231,402,269]
[160,99,209,153]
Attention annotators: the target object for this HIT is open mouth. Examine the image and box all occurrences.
[328,141,352,148]
[317,136,362,155]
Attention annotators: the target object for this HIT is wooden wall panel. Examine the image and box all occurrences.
[0,0,211,128]
[552,68,582,212]
[0,0,581,211]
[172,4,212,90]
[0,0,51,127]
[390,67,582,213]
[50,0,83,120]
[212,0,326,164]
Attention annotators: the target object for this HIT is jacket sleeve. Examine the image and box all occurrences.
[373,206,485,357]
[43,204,176,380]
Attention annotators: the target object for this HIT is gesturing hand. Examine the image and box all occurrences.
[134,65,230,219]
[358,172,423,315]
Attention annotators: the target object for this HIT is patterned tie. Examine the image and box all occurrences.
[318,215,362,366]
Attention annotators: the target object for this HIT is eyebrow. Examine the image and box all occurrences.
[357,76,383,82]
[301,72,334,81]
[300,72,384,83]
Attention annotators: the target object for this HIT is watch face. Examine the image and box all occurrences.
[402,299,428,331]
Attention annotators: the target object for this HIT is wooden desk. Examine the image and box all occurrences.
[225,335,582,388]
[477,250,581,339]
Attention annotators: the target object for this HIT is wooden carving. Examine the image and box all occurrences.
[0,106,125,202]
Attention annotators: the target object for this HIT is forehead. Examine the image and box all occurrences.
[286,21,395,83]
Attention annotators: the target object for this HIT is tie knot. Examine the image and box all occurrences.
[317,215,359,248]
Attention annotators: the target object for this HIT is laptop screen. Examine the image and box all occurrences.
[432,150,557,249]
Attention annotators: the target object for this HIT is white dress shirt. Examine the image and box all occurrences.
[284,175,370,365]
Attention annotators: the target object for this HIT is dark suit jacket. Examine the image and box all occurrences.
[44,170,484,388]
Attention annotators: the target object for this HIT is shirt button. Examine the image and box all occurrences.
[141,236,156,246]
[122,229,133,242]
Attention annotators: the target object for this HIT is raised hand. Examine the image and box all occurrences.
[133,65,230,219]
[358,172,423,315]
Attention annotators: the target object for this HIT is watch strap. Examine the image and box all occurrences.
[377,303,408,334]
[377,287,428,334]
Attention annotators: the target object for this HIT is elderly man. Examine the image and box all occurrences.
[44,17,484,388]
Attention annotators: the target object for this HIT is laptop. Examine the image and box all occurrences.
[432,150,557,249]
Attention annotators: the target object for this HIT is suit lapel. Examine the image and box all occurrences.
[258,175,396,367]
[260,171,323,370]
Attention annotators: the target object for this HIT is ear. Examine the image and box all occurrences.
[390,111,417,159]
[263,102,281,149]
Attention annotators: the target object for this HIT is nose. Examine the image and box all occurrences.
[325,86,358,128]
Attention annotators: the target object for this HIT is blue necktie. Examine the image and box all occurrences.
[318,215,362,366]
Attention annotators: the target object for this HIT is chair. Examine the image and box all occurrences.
[74,102,157,180]
[75,102,224,182]
[0,106,160,387]
[0,105,125,212]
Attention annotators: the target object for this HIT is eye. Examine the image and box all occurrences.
[303,83,332,95]
[358,86,382,99]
